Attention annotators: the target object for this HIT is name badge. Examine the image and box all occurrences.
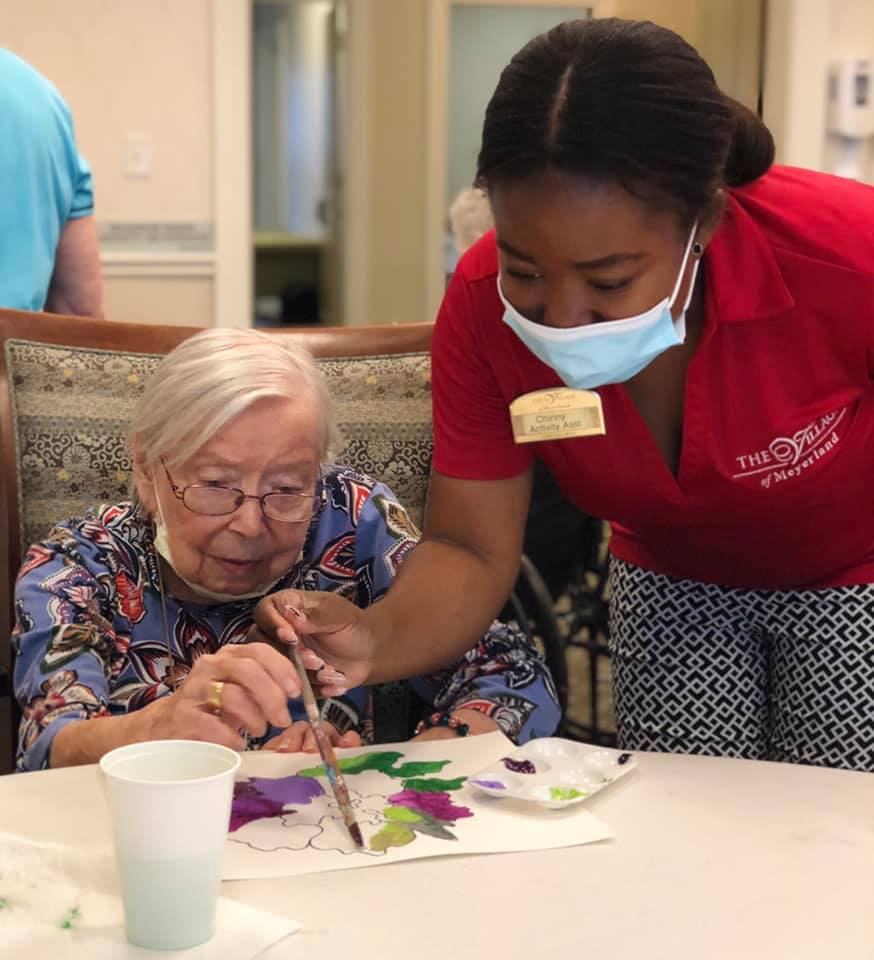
[509,387,605,444]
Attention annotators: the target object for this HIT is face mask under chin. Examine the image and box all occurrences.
[151,497,287,603]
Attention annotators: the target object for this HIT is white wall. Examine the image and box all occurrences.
[103,277,213,328]
[4,0,213,223]
[827,0,874,181]
[764,0,874,182]
[831,0,874,59]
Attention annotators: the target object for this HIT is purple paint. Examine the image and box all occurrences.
[389,789,473,822]
[502,757,536,775]
[471,779,506,790]
[230,791,286,832]
[348,822,364,848]
[230,775,325,832]
[244,774,325,807]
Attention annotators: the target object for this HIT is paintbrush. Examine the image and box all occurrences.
[283,605,364,849]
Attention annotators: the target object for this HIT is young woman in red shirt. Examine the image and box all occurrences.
[256,18,874,771]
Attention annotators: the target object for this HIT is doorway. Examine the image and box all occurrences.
[424,1,605,319]
[251,0,347,327]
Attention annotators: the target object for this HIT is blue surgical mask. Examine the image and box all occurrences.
[499,224,700,390]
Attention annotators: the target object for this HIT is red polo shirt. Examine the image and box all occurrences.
[431,165,874,589]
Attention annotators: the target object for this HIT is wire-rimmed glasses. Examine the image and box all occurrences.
[161,459,325,524]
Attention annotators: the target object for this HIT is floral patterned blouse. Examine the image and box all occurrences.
[13,466,560,771]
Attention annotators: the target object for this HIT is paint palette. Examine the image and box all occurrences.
[468,738,636,810]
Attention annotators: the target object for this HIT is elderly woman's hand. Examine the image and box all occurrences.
[145,642,320,749]
[249,589,376,696]
[263,720,363,754]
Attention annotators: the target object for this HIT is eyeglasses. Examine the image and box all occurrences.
[161,460,326,524]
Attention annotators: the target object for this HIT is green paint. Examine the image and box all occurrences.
[384,806,422,823]
[58,906,81,929]
[298,751,451,781]
[410,814,457,842]
[370,821,416,852]
[388,759,452,779]
[401,776,467,793]
[297,752,400,779]
[549,787,587,801]
[297,764,332,779]
[0,898,7,910]
[371,804,465,850]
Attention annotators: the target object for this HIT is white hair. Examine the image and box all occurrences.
[130,328,339,473]
[448,187,493,255]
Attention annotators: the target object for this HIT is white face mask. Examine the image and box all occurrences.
[152,493,288,604]
[499,223,701,390]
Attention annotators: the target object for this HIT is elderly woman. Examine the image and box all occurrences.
[12,329,558,772]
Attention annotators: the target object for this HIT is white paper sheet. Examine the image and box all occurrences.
[225,730,613,880]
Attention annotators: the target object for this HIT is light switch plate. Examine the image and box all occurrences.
[125,134,152,178]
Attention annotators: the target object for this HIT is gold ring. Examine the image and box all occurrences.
[207,680,225,716]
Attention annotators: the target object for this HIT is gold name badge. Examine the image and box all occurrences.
[509,387,605,444]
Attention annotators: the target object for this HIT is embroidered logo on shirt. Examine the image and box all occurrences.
[732,407,848,489]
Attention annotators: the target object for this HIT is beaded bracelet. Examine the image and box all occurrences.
[414,711,471,737]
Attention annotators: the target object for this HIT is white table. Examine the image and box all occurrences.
[2,750,872,959]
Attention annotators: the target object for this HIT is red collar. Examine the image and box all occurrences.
[704,192,795,324]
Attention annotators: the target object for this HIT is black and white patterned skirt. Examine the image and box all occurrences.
[608,557,874,771]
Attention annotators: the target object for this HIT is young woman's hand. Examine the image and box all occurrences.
[250,589,377,696]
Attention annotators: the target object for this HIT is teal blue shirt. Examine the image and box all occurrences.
[0,49,94,311]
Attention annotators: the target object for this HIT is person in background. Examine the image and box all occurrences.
[448,186,494,267]
[12,329,558,772]
[445,187,494,278]
[0,48,103,317]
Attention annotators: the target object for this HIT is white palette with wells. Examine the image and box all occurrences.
[468,738,636,810]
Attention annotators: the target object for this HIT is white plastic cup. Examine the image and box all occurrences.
[99,740,241,950]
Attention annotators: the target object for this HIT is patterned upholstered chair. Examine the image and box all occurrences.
[0,308,434,773]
